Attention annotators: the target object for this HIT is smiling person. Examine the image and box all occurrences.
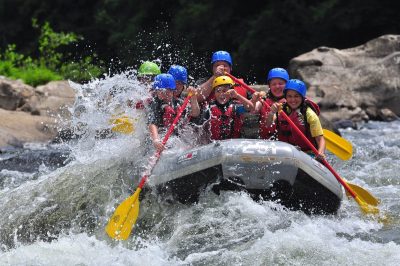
[192,75,253,142]
[265,79,326,161]
[250,67,289,139]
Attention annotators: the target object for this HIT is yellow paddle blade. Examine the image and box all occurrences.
[323,129,353,160]
[110,115,135,134]
[345,182,380,206]
[105,188,141,240]
[354,196,379,215]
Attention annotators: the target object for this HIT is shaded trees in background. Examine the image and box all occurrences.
[0,0,399,83]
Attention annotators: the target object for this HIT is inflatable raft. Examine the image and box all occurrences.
[147,139,343,214]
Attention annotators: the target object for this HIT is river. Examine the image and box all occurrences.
[0,73,399,265]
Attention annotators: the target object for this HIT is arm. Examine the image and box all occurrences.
[263,102,281,128]
[227,89,254,111]
[188,87,200,117]
[315,135,326,161]
[149,124,165,152]
[306,107,326,160]
[315,135,326,155]
[251,91,266,112]
[196,76,215,103]
[196,65,226,103]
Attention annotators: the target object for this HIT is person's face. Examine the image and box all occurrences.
[214,85,230,105]
[138,75,154,85]
[269,78,286,98]
[156,89,174,103]
[285,90,303,109]
[173,81,185,97]
[212,61,231,75]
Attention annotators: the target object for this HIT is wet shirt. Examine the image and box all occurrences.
[147,97,184,128]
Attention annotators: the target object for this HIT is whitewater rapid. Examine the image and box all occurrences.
[0,73,399,265]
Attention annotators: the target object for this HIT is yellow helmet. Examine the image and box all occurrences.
[212,76,234,90]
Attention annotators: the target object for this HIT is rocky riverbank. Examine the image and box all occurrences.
[0,78,74,148]
[0,34,399,148]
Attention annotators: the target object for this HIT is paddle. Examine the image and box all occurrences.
[226,73,379,214]
[105,93,193,240]
[323,129,352,160]
[110,114,135,134]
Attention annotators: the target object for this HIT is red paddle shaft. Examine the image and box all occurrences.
[137,94,193,189]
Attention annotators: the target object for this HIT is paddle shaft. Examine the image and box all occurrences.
[226,73,357,198]
[137,94,192,189]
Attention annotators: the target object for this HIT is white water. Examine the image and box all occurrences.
[1,73,399,265]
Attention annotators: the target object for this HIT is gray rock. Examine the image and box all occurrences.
[0,78,76,148]
[0,77,34,110]
[289,35,400,123]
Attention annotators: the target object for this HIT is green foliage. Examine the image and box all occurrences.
[0,20,104,86]
[60,56,104,81]
[33,18,80,70]
[0,0,399,82]
[16,66,63,87]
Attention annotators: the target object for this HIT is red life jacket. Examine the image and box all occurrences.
[276,105,318,151]
[305,97,320,115]
[208,103,241,140]
[258,96,320,140]
[162,104,179,128]
[259,97,286,139]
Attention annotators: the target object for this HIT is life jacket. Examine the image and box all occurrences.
[276,103,318,151]
[304,97,320,115]
[162,103,179,128]
[259,96,286,139]
[208,102,241,140]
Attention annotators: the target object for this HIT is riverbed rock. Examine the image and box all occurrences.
[23,80,75,118]
[0,109,58,147]
[289,34,400,124]
[0,77,76,148]
[0,77,35,111]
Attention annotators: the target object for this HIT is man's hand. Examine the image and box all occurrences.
[214,65,226,76]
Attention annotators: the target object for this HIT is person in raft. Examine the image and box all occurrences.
[196,51,249,104]
[265,79,326,161]
[191,75,254,142]
[148,73,199,152]
[167,65,189,100]
[247,67,289,139]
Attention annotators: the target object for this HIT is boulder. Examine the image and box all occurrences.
[289,35,400,123]
[0,77,35,110]
[0,78,76,148]
[0,109,58,147]
[23,81,75,118]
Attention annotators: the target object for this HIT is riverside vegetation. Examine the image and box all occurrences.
[0,20,104,87]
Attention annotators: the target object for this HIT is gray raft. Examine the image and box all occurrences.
[148,139,343,214]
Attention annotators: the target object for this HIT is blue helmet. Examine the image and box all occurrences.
[267,68,289,83]
[153,74,176,90]
[167,65,188,84]
[284,79,307,97]
[211,51,232,66]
